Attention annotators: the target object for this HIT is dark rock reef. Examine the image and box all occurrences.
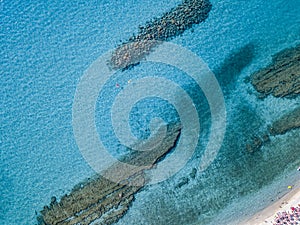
[269,107,300,136]
[110,0,212,69]
[246,45,300,153]
[251,44,300,98]
[245,107,300,154]
[38,124,181,225]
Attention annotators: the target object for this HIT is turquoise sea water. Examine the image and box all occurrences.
[1,0,300,225]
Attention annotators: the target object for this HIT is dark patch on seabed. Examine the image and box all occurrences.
[213,43,256,90]
[251,44,300,98]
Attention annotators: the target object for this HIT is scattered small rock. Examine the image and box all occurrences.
[176,177,189,189]
[190,168,197,179]
[50,196,57,204]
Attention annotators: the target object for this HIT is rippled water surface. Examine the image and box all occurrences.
[1,0,300,224]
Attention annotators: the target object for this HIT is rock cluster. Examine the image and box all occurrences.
[245,136,264,153]
[269,107,300,136]
[245,107,300,153]
[246,44,300,153]
[251,44,300,98]
[110,0,212,69]
[38,124,181,225]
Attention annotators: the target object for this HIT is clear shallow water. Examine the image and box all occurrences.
[1,0,300,225]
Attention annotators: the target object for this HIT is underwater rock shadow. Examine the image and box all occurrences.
[213,43,256,89]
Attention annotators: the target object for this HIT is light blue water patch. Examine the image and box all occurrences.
[1,0,299,225]
[95,62,210,158]
[0,0,185,224]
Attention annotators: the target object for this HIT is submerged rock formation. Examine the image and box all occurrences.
[38,124,181,225]
[110,0,212,69]
[269,107,300,136]
[246,45,300,153]
[251,44,300,98]
[245,107,300,154]
[38,1,214,223]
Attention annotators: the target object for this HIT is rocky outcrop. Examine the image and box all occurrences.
[269,107,300,136]
[251,44,300,98]
[38,123,181,225]
[245,107,300,153]
[110,0,212,69]
[246,45,300,153]
[245,136,264,153]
